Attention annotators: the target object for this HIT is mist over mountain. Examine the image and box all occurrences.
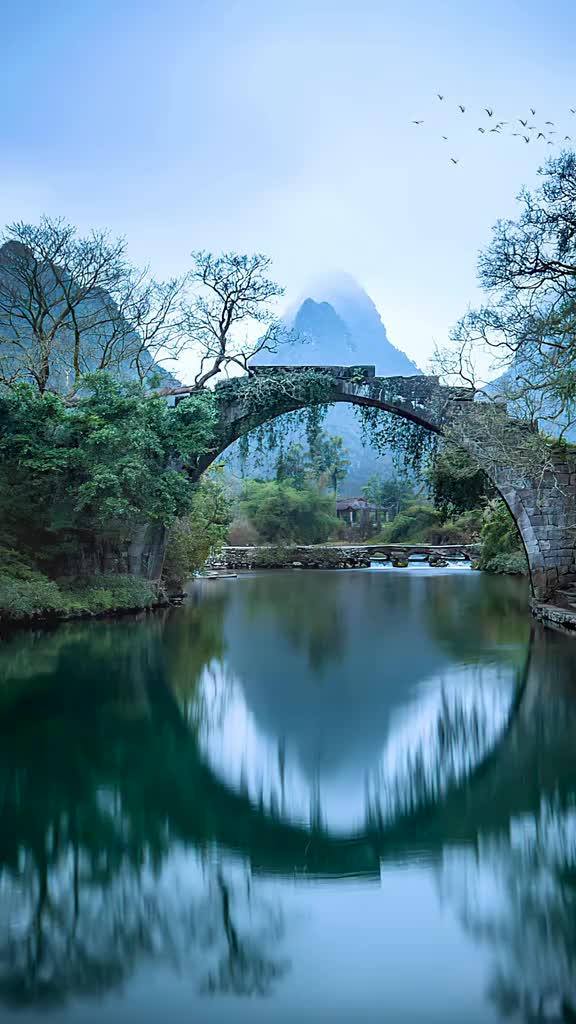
[292,271,420,374]
[239,273,422,492]
[260,271,420,377]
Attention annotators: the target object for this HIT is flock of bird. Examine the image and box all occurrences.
[412,94,575,165]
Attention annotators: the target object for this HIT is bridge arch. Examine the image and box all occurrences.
[180,366,576,603]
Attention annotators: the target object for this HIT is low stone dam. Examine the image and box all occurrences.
[207,544,480,571]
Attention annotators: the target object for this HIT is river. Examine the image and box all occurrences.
[1,565,576,1023]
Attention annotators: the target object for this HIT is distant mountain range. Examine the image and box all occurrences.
[237,272,421,492]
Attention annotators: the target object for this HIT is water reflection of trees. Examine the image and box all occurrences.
[0,613,288,1011]
[437,636,576,1023]
[423,572,530,664]
[441,811,576,1023]
[239,573,347,670]
[4,580,576,1017]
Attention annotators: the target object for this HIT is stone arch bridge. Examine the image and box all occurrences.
[173,365,576,605]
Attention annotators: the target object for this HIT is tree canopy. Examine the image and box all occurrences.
[438,153,576,436]
[239,480,338,545]
[0,374,217,576]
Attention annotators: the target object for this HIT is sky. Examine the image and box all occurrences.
[2,0,576,374]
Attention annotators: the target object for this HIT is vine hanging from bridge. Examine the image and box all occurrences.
[355,405,438,476]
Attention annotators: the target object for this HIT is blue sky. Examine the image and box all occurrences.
[2,0,576,371]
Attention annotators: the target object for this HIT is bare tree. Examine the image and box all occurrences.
[434,153,576,437]
[0,217,189,394]
[0,224,294,397]
[160,251,295,396]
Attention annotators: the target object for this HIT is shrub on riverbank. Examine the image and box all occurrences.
[0,566,157,622]
[475,499,528,576]
[371,505,482,546]
[476,551,528,575]
[163,470,233,590]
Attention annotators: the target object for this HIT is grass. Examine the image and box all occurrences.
[0,568,158,622]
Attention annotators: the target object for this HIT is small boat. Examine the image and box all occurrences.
[200,572,238,580]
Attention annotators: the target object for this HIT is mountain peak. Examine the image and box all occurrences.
[278,272,420,375]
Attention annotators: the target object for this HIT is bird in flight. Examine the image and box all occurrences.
[565,135,572,141]
[537,132,546,139]
[547,141,554,145]
[530,107,536,115]
[437,94,444,100]
[523,135,530,143]
[458,104,465,112]
[545,121,555,126]
[478,127,486,133]
[571,109,576,114]
[518,118,528,127]
[490,127,501,133]
[450,157,459,164]
[441,135,448,140]
[485,107,494,117]
[412,120,424,125]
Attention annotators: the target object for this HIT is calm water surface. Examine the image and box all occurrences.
[2,566,576,1023]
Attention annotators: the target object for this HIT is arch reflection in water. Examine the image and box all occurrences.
[194,570,528,833]
[3,568,576,1021]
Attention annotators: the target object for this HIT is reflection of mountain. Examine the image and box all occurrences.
[219,571,523,786]
[230,272,422,491]
[2,590,576,1016]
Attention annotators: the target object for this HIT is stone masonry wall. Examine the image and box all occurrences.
[207,546,372,570]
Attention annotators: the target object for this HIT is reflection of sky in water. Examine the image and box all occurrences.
[197,661,516,832]
[190,569,525,833]
[8,570,576,1023]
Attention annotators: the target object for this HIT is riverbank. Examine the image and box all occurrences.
[0,572,167,629]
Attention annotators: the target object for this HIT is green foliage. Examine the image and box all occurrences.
[217,369,336,468]
[309,432,350,494]
[362,475,419,518]
[478,551,528,576]
[239,480,338,544]
[163,470,233,588]
[356,405,437,476]
[0,570,157,621]
[476,498,527,574]
[378,504,442,543]
[371,504,482,545]
[275,431,350,494]
[429,444,494,520]
[217,369,335,434]
[275,441,309,489]
[0,374,218,574]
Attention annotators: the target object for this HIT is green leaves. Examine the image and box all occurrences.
[0,373,218,574]
[239,479,338,545]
